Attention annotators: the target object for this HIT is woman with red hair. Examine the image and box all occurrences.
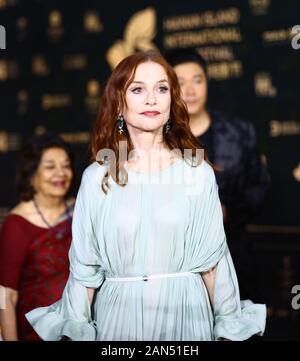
[26,50,266,341]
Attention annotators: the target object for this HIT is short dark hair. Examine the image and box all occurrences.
[164,47,208,77]
[15,132,76,202]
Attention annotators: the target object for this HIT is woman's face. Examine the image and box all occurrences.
[173,62,208,116]
[123,61,171,133]
[31,147,73,199]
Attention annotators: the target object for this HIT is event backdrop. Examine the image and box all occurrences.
[0,0,299,339]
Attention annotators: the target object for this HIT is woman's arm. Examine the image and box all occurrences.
[59,287,95,341]
[201,267,231,341]
[201,265,217,309]
[0,287,19,340]
[87,288,95,305]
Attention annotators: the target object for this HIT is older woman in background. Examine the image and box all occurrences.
[0,132,75,340]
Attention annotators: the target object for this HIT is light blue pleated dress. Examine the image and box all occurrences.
[26,158,266,341]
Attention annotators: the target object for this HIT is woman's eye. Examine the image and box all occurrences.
[131,87,143,94]
[194,78,203,84]
[158,86,169,93]
[43,164,71,170]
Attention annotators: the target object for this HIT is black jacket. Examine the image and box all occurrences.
[198,109,269,234]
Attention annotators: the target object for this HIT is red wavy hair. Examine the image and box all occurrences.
[91,50,209,193]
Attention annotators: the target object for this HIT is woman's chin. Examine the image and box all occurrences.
[187,105,202,115]
[48,190,69,198]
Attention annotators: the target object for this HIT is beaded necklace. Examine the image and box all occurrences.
[33,197,72,239]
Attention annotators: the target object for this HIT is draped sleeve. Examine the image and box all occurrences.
[188,160,266,340]
[213,248,266,341]
[186,160,227,274]
[25,162,106,341]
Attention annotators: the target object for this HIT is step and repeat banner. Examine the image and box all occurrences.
[0,0,300,338]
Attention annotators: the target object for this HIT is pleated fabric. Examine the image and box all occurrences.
[26,158,266,341]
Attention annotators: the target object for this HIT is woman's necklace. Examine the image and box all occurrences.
[33,197,71,239]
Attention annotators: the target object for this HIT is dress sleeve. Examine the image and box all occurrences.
[25,165,105,341]
[213,247,266,341]
[198,162,266,340]
[0,216,29,290]
[187,160,227,274]
[190,161,266,340]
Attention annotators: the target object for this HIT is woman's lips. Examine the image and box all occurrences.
[140,111,160,117]
[185,100,199,105]
[52,181,66,188]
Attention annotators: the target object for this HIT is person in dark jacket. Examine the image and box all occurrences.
[165,48,269,302]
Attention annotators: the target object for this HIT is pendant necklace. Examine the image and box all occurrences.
[33,197,71,240]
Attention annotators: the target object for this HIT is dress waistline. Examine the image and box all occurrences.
[105,271,195,282]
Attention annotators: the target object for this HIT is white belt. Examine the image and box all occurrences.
[105,271,194,282]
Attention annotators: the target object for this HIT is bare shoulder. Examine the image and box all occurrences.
[9,201,34,217]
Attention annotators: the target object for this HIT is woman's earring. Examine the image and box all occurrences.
[165,118,172,134]
[117,115,125,134]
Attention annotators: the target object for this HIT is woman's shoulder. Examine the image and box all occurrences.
[185,158,215,179]
[181,158,216,195]
[79,161,108,197]
[9,201,33,218]
[1,202,33,230]
[82,161,107,181]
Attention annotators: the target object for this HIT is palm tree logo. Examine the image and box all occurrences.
[106,7,158,69]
